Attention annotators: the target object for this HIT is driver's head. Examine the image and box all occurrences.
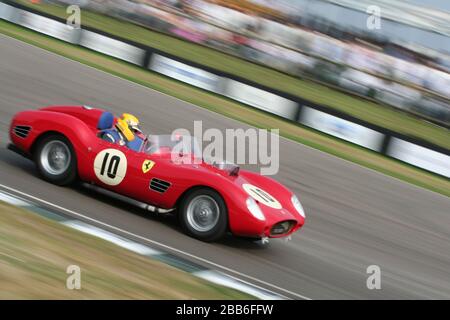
[121,113,142,134]
[115,113,140,142]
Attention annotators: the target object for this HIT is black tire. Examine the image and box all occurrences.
[178,188,228,242]
[34,134,77,186]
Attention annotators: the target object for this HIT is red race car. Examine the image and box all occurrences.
[8,106,305,242]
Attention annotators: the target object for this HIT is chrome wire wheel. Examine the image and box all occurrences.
[40,140,71,175]
[186,195,220,232]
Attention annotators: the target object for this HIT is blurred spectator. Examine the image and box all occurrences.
[46,0,450,124]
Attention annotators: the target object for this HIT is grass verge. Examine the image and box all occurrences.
[0,20,449,197]
[0,201,254,299]
[10,0,450,149]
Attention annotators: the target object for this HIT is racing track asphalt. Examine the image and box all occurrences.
[1,34,449,299]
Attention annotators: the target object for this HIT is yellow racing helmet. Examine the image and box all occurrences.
[115,116,135,142]
[121,113,142,133]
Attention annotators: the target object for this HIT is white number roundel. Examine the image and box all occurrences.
[94,149,127,186]
[242,183,282,209]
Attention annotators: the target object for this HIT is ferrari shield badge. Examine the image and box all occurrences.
[142,159,155,173]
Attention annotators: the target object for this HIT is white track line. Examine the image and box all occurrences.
[0,182,311,300]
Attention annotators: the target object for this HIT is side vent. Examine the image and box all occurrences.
[13,125,31,138]
[149,178,171,193]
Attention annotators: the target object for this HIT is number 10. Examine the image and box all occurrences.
[100,152,120,179]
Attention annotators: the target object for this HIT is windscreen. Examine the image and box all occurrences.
[142,135,202,159]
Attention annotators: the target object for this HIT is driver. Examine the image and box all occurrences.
[120,113,145,151]
[101,113,145,151]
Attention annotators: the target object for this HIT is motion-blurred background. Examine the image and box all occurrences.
[35,0,450,126]
[1,0,450,300]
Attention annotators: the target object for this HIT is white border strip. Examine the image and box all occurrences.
[62,220,162,256]
[193,270,284,300]
[0,191,30,206]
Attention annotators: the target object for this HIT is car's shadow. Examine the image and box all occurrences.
[1,146,270,251]
[74,184,270,251]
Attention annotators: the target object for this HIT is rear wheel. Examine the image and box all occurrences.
[179,188,228,242]
[34,134,77,186]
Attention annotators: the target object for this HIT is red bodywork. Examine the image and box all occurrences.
[9,106,305,238]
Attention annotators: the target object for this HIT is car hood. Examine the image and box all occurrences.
[231,169,305,224]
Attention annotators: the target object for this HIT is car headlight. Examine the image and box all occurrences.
[291,195,305,218]
[246,197,265,221]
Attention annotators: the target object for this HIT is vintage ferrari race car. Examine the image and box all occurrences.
[8,106,305,242]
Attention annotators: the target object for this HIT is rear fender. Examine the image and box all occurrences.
[10,110,98,179]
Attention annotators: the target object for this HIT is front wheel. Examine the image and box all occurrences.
[179,188,228,242]
[34,134,77,186]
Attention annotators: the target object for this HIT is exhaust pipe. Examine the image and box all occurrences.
[82,183,175,214]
